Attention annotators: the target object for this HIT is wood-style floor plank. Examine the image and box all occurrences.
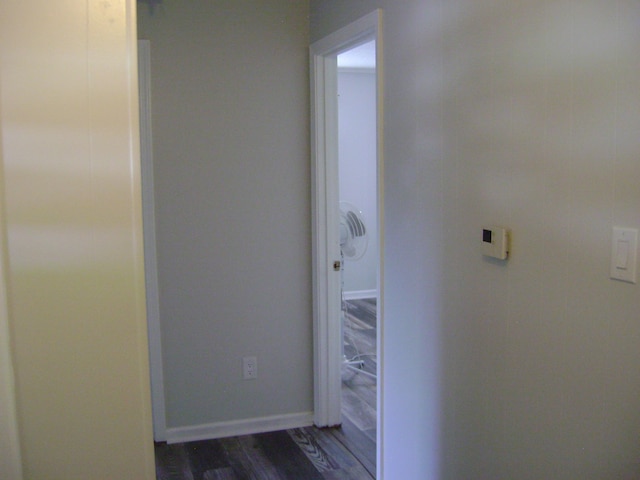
[320,465,375,480]
[343,373,376,412]
[185,440,230,479]
[202,467,236,480]
[252,430,325,479]
[296,426,374,480]
[218,434,278,479]
[155,442,194,480]
[341,385,376,437]
[287,428,340,472]
[326,417,376,478]
[343,298,376,378]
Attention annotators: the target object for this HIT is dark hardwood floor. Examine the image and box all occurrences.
[155,426,373,480]
[155,298,377,480]
[339,298,376,476]
[342,297,377,378]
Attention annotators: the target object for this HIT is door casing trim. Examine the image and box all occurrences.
[309,8,384,476]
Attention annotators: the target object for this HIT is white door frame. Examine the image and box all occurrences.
[138,40,167,441]
[310,8,384,464]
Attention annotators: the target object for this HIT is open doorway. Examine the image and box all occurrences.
[310,8,383,477]
[337,40,378,474]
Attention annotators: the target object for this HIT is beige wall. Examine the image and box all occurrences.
[0,1,154,478]
[441,3,640,477]
[312,1,640,479]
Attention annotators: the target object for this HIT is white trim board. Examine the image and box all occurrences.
[343,290,377,301]
[138,39,167,442]
[338,67,376,75]
[165,412,314,444]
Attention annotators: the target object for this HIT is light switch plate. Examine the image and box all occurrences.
[610,227,638,284]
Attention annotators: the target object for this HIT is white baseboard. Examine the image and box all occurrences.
[343,289,377,301]
[165,411,314,444]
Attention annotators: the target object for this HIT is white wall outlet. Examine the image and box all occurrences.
[243,356,258,380]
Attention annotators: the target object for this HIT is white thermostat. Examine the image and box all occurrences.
[482,226,510,260]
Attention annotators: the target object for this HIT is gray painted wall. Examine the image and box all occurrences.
[338,70,378,295]
[138,2,312,429]
[313,1,640,479]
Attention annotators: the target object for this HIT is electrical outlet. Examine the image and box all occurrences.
[243,356,257,380]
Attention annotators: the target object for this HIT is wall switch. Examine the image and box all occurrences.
[610,227,638,284]
[243,356,258,380]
